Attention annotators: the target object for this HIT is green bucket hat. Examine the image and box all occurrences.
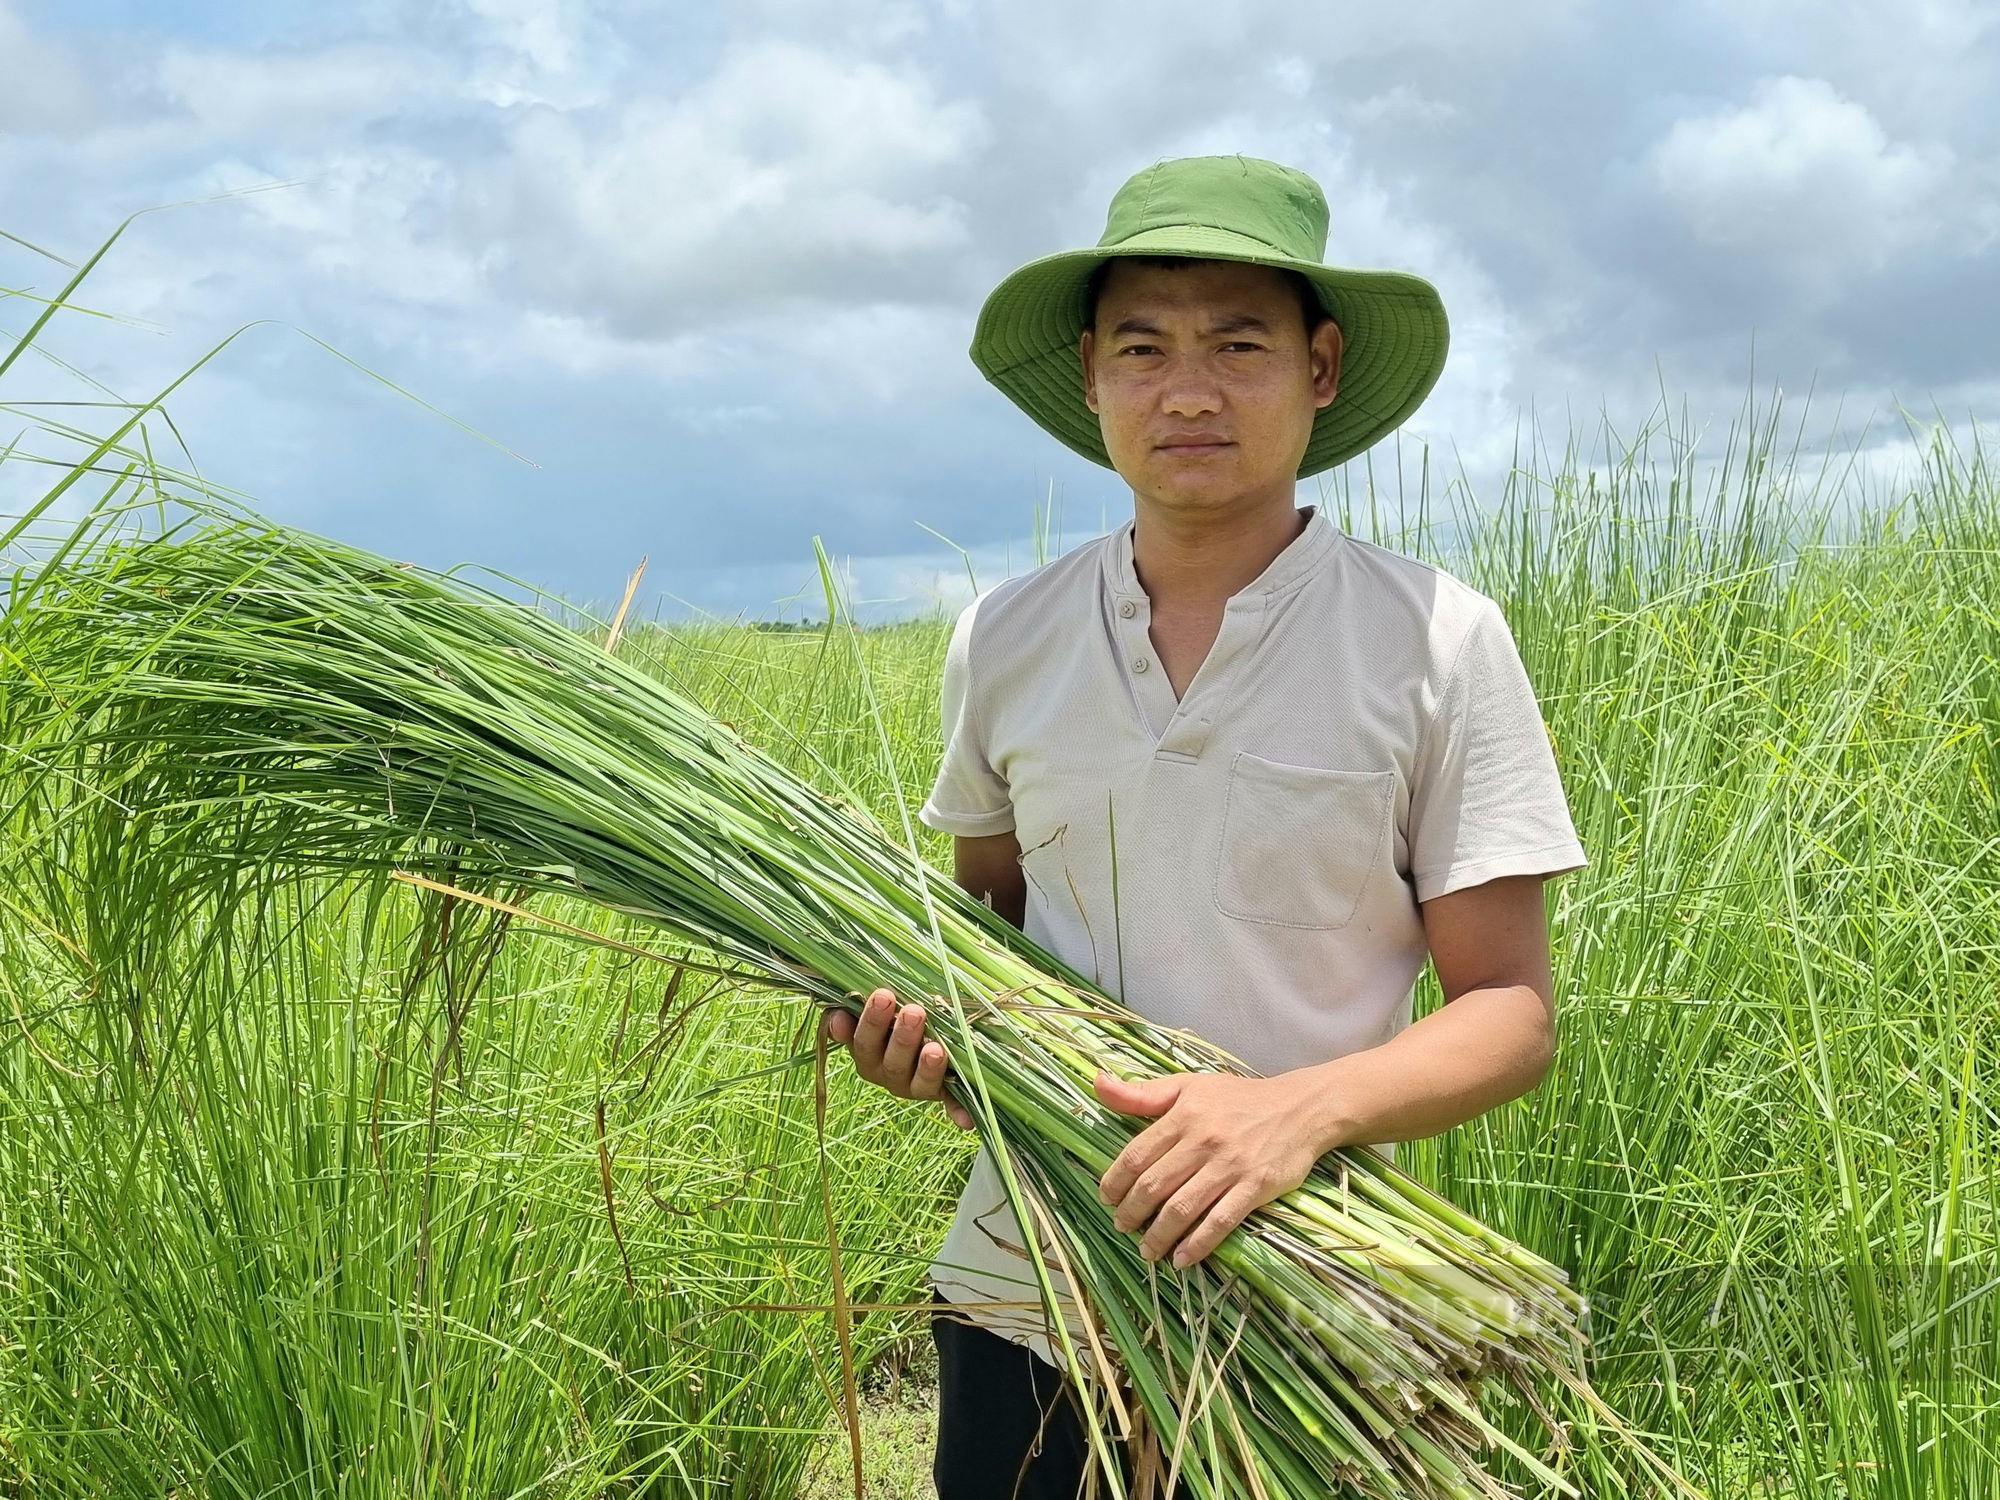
[969,154,1449,479]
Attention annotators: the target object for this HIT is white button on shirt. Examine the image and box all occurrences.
[917,505,1588,1360]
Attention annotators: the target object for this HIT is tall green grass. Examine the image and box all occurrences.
[0,663,972,1497]
[1344,411,2000,1497]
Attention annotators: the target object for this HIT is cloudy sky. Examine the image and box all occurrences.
[3,0,1996,615]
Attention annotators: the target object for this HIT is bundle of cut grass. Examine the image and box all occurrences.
[0,503,1694,1500]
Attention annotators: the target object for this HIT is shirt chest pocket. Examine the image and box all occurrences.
[1213,753,1396,929]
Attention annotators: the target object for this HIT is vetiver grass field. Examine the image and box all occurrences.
[1,244,1996,1495]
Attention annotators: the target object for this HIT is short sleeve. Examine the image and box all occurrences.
[918,598,1016,838]
[1408,598,1587,903]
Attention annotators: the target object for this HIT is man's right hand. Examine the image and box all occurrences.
[823,987,976,1130]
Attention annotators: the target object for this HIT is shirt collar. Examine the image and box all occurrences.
[1104,503,1340,605]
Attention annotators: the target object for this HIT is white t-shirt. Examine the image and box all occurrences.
[917,505,1587,1359]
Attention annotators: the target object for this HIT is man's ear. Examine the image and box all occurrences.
[1079,327,1100,414]
[1312,319,1343,410]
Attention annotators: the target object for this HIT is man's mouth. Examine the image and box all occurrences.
[1155,434,1234,457]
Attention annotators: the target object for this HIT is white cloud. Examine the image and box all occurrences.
[1268,57,1314,97]
[454,42,985,333]
[1651,76,1954,275]
[670,402,779,433]
[229,150,480,303]
[157,44,442,137]
[1697,0,1998,133]
[465,0,590,75]
[460,0,618,109]
[1343,85,1461,131]
[0,1,92,131]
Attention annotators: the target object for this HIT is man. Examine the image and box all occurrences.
[824,154,1587,1500]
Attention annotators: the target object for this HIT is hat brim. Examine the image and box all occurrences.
[969,225,1449,480]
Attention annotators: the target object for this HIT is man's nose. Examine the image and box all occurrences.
[1159,359,1224,419]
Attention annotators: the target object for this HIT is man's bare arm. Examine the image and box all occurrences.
[1299,871,1556,1141]
[1095,873,1559,1266]
[949,830,1027,927]
[822,832,1025,1127]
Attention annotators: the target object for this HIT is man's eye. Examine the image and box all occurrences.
[1219,341,1265,353]
[1118,343,1161,356]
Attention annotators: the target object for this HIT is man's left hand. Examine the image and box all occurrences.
[1093,1070,1330,1268]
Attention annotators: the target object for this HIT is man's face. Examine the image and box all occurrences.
[1081,259,1343,518]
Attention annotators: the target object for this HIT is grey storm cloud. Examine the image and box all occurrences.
[1,0,1996,610]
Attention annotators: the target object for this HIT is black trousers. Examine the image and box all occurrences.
[931,1302,1093,1500]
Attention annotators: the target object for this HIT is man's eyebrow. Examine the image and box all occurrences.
[1109,313,1274,337]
